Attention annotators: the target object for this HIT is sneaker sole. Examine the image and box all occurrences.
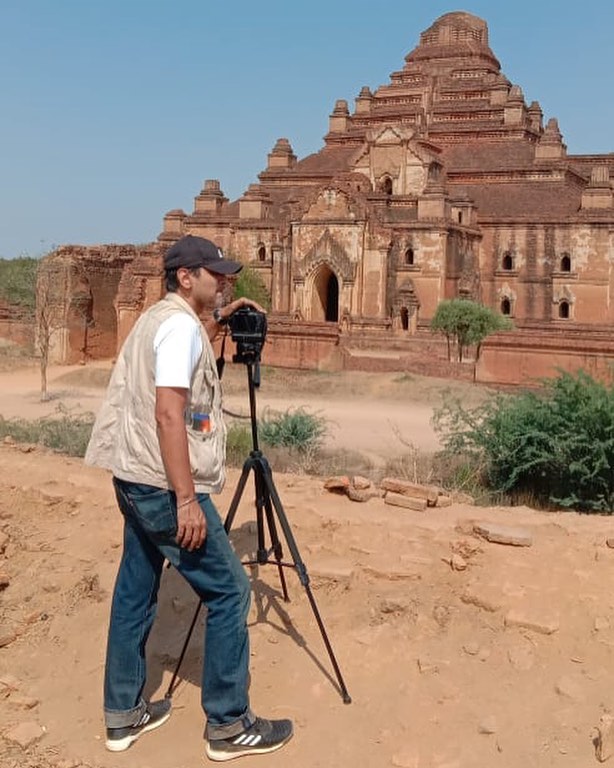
[105,711,171,752]
[205,732,292,762]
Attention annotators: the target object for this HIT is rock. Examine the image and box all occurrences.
[473,522,533,547]
[384,492,427,511]
[417,657,448,674]
[0,673,20,692]
[463,642,480,656]
[461,590,502,613]
[351,475,372,490]
[596,714,614,762]
[323,476,350,493]
[0,530,8,554]
[436,494,453,507]
[347,486,378,503]
[10,695,40,709]
[554,676,583,701]
[478,715,498,734]
[504,610,559,635]
[380,477,440,505]
[0,570,10,590]
[4,720,45,748]
[450,554,467,571]
[606,538,614,549]
[0,631,17,648]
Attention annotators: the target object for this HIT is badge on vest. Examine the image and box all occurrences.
[190,411,211,433]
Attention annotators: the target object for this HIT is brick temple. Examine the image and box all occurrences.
[42,11,614,384]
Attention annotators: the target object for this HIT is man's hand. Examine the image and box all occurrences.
[176,498,207,551]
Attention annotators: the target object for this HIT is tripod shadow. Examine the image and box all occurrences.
[142,519,340,701]
[231,522,342,696]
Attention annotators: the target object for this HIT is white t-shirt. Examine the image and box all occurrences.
[153,313,203,388]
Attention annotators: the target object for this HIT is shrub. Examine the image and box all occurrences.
[258,408,327,453]
[233,265,271,310]
[0,406,95,457]
[433,370,614,512]
[225,421,253,467]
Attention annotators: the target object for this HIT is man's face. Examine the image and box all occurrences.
[186,267,226,310]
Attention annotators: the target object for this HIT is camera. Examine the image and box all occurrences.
[228,306,267,364]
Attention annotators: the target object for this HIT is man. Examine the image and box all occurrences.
[85,235,293,761]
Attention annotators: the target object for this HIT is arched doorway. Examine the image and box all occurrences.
[400,306,409,330]
[311,263,339,322]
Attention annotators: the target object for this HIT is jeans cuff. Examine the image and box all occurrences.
[104,697,147,729]
[205,708,256,740]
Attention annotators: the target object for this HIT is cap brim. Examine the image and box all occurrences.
[204,260,243,275]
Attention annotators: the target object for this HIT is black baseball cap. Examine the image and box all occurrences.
[164,235,243,275]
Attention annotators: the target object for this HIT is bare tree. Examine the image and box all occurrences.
[36,259,65,401]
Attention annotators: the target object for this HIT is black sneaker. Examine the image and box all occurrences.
[205,716,293,761]
[105,698,172,752]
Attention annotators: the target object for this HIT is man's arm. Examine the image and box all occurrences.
[155,385,206,551]
[203,296,267,341]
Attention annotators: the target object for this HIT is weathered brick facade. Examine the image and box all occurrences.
[40,12,614,384]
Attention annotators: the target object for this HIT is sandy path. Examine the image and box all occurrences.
[0,362,441,462]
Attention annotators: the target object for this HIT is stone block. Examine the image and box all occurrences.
[380,477,439,505]
[384,492,427,511]
[504,610,559,635]
[473,522,533,547]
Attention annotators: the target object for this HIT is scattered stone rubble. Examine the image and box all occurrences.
[323,475,455,509]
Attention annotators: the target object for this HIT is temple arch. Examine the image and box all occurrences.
[309,262,339,322]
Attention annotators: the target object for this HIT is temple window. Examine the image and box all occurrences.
[428,163,442,182]
[404,247,415,266]
[457,211,463,224]
[257,244,266,262]
[500,298,511,316]
[558,300,570,319]
[560,253,571,272]
[502,251,514,271]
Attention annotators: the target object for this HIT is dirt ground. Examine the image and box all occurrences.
[1,358,614,767]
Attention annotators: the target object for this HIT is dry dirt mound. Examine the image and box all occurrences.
[2,443,614,767]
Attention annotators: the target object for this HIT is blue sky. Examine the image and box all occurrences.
[1,0,612,259]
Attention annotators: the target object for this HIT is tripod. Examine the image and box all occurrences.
[166,356,351,704]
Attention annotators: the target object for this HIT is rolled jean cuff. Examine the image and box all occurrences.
[205,708,256,740]
[104,697,147,729]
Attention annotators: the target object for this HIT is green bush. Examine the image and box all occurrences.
[258,408,327,453]
[233,265,271,310]
[225,421,253,467]
[0,407,95,457]
[433,370,614,512]
[0,256,38,314]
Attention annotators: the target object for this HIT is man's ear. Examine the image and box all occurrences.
[177,267,193,290]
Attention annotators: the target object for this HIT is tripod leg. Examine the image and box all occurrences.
[261,488,290,601]
[260,463,352,704]
[165,601,202,699]
[224,458,254,533]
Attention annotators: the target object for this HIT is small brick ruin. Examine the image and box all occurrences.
[27,12,614,384]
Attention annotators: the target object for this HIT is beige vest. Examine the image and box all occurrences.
[85,292,226,493]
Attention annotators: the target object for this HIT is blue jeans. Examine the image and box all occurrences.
[104,478,254,739]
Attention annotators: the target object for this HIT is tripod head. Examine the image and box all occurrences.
[227,306,267,451]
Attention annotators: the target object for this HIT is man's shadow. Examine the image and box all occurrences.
[143,519,339,702]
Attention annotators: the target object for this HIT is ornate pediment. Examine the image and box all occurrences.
[295,229,356,283]
[303,188,353,221]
